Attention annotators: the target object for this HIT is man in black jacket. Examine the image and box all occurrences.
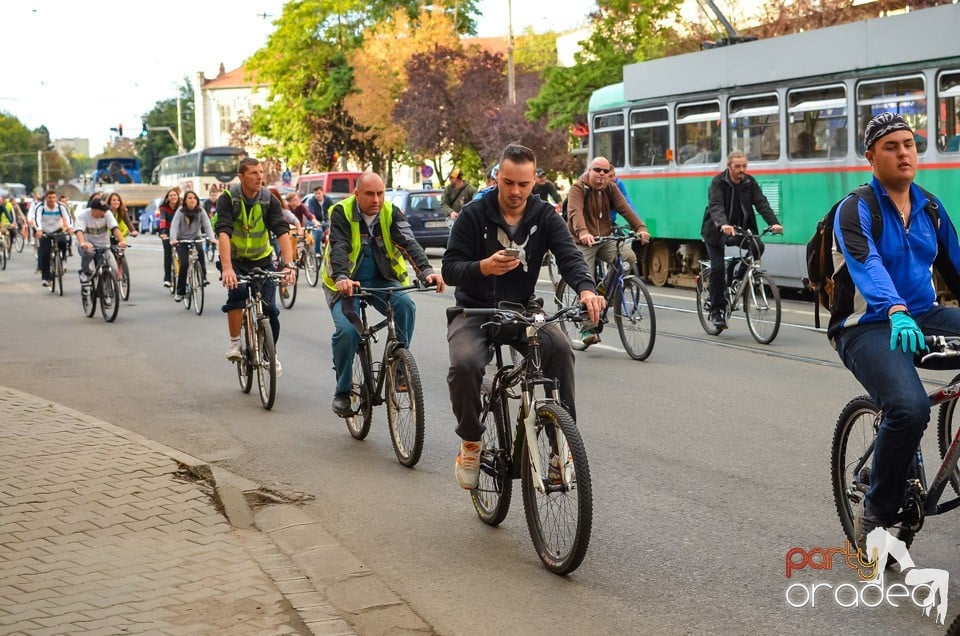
[442,144,605,489]
[700,150,782,330]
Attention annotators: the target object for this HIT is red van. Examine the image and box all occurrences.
[295,172,362,198]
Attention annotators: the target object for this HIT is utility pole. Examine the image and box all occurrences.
[37,150,42,189]
[175,88,184,155]
[507,0,516,105]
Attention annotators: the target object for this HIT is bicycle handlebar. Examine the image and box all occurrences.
[917,335,960,364]
[236,267,286,283]
[461,303,585,326]
[352,280,436,297]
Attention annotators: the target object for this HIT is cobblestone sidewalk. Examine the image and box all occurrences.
[0,386,353,635]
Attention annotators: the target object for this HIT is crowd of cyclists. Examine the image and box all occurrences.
[9,113,948,572]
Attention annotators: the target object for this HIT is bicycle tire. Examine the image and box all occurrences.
[256,318,277,410]
[614,276,656,361]
[384,348,425,467]
[545,252,559,289]
[183,266,193,311]
[935,373,960,496]
[830,396,916,560]
[118,255,130,301]
[98,268,119,323]
[206,242,216,263]
[56,248,64,297]
[521,403,592,575]
[305,251,319,287]
[552,281,581,343]
[744,272,781,344]
[471,377,513,526]
[192,265,204,315]
[81,281,96,317]
[695,267,720,336]
[14,232,24,253]
[345,349,372,439]
[279,276,297,309]
[0,245,5,271]
[237,318,253,394]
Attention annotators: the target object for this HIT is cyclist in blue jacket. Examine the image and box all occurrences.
[831,112,960,552]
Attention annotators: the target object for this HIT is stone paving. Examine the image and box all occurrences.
[0,386,356,635]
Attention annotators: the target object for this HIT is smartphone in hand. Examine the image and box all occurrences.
[503,247,521,259]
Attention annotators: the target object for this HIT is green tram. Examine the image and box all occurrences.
[588,4,960,291]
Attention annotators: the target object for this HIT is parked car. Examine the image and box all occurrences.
[385,189,448,249]
[139,197,162,234]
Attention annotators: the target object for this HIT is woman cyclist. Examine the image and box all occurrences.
[169,190,215,302]
[106,192,139,242]
[158,189,180,288]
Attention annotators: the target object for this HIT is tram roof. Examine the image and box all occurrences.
[622,4,960,103]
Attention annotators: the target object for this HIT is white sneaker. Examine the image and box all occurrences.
[274,357,282,378]
[225,340,242,362]
[455,440,483,489]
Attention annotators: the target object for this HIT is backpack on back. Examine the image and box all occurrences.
[804,184,940,328]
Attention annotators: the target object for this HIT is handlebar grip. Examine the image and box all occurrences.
[461,308,499,317]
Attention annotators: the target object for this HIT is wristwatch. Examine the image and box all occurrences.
[284,262,297,269]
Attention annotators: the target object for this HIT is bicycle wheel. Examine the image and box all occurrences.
[471,378,513,526]
[552,281,581,343]
[206,242,216,263]
[0,245,5,270]
[191,265,204,315]
[56,248,64,297]
[279,276,297,309]
[98,268,120,323]
[345,349,372,439]
[935,373,960,496]
[613,276,656,361]
[744,272,781,344]
[305,251,319,287]
[695,267,720,336]
[385,348,425,467]
[521,403,592,575]
[256,318,277,410]
[830,396,916,556]
[183,266,193,311]
[14,232,24,253]
[545,252,559,289]
[118,255,130,301]
[237,318,253,394]
[81,282,96,317]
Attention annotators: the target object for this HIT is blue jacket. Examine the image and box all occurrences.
[830,176,960,340]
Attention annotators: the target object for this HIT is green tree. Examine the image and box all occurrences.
[134,80,195,183]
[0,113,36,188]
[246,0,475,173]
[527,0,683,132]
[514,28,558,72]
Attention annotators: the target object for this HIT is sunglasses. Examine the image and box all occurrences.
[591,167,610,174]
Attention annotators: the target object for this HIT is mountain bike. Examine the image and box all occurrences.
[46,232,70,297]
[832,336,960,566]
[695,226,781,344]
[233,268,286,410]
[176,240,208,316]
[554,228,656,361]
[80,247,120,323]
[341,283,430,467]
[462,302,593,575]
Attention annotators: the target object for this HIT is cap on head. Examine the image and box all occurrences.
[536,168,545,177]
[450,168,462,180]
[863,112,913,150]
[89,199,106,211]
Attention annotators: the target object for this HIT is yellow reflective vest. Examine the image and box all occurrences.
[223,185,273,261]
[321,195,410,290]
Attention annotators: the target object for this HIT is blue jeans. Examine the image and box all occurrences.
[835,305,960,522]
[330,287,415,395]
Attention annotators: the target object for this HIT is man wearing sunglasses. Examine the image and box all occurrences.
[566,156,650,349]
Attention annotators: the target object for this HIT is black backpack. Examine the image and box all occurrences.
[805,184,940,328]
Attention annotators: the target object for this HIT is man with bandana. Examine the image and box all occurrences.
[830,112,960,552]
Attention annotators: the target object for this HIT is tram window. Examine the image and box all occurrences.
[592,113,626,168]
[629,107,669,167]
[676,101,720,165]
[728,94,780,161]
[856,75,926,155]
[787,85,847,160]
[937,70,960,153]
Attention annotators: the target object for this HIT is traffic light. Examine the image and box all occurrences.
[118,124,123,137]
[141,123,148,138]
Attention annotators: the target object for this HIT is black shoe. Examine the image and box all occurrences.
[332,393,352,416]
[711,311,727,331]
[854,505,884,556]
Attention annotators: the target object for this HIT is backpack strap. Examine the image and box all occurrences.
[853,184,883,244]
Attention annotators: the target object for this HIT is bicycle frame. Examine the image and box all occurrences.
[592,233,633,322]
[354,296,405,407]
[481,311,573,494]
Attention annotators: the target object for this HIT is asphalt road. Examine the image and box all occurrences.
[3,236,959,635]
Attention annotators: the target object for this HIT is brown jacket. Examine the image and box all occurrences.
[566,173,646,243]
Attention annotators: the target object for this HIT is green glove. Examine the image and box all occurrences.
[889,311,927,353]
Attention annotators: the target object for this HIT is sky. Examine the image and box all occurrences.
[1,0,595,154]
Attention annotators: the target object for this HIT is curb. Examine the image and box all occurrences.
[6,387,434,636]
